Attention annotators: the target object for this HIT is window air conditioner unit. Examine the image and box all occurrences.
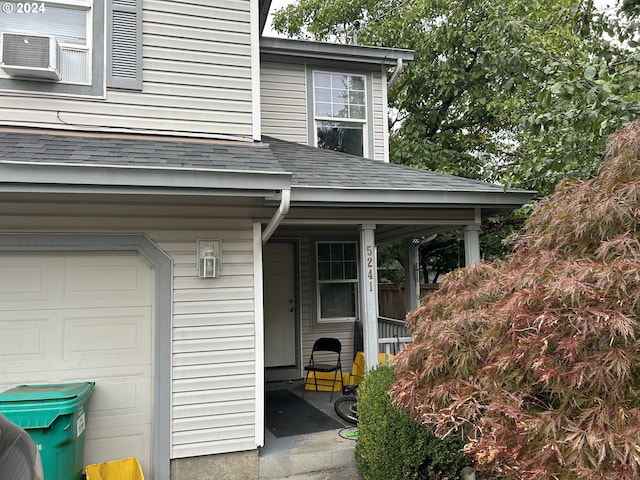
[0,33,61,81]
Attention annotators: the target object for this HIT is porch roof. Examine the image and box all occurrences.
[0,128,534,211]
[264,136,534,209]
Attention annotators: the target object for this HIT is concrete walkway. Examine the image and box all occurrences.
[269,465,363,479]
[259,381,362,479]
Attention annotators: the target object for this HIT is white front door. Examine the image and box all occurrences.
[263,242,299,381]
[0,252,154,477]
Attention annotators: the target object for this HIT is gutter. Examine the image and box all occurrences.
[387,58,404,92]
[262,188,291,244]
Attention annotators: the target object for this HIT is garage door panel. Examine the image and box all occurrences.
[0,257,61,306]
[0,317,47,362]
[63,307,153,364]
[64,256,152,304]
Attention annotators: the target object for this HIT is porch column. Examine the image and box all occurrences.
[403,238,420,314]
[463,224,481,266]
[359,224,379,371]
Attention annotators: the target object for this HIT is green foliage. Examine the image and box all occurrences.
[355,365,467,480]
[272,0,640,197]
[390,122,640,479]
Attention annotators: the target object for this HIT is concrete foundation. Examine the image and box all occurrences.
[170,450,259,480]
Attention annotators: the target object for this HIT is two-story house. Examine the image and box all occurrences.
[0,0,533,478]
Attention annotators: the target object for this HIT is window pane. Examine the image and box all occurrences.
[320,283,356,319]
[349,90,364,105]
[315,101,333,117]
[0,3,87,44]
[317,243,330,261]
[349,105,366,119]
[331,261,344,279]
[331,73,348,90]
[344,261,357,279]
[314,72,331,88]
[317,121,364,156]
[315,88,331,102]
[330,244,344,261]
[343,243,356,260]
[350,76,365,91]
[318,261,331,281]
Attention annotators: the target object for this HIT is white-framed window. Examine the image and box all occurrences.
[0,0,141,96]
[315,241,358,323]
[313,71,368,156]
[0,0,92,84]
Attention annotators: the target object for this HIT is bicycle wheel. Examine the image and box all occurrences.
[334,396,358,425]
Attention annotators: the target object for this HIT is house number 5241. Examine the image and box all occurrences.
[366,245,374,292]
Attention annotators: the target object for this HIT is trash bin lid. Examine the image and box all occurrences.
[0,383,95,429]
[0,383,94,403]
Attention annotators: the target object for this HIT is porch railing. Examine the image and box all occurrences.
[378,316,413,364]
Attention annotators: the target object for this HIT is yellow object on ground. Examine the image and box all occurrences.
[85,457,144,480]
[304,371,347,391]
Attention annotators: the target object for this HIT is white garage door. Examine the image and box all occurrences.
[0,252,154,477]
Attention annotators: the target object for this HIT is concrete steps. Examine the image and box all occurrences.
[258,429,362,479]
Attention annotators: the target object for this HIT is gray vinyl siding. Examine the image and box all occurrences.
[260,57,388,162]
[260,60,308,144]
[298,237,356,374]
[0,0,255,139]
[0,197,260,458]
[161,228,258,457]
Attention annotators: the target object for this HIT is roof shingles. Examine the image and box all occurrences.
[0,129,531,197]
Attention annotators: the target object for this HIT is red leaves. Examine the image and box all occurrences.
[391,121,640,479]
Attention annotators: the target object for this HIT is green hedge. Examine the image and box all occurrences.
[355,365,468,480]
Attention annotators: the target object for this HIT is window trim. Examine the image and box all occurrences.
[0,0,105,97]
[306,65,374,159]
[311,238,360,330]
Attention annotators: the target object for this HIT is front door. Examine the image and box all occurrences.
[263,241,300,382]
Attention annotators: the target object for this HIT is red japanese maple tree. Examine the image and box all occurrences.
[391,121,640,479]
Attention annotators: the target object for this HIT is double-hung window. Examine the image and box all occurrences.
[312,71,368,156]
[315,241,358,323]
[0,0,141,96]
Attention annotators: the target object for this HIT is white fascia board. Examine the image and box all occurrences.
[288,187,536,208]
[0,161,291,195]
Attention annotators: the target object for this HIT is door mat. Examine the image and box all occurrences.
[265,389,343,438]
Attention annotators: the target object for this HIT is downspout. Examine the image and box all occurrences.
[387,58,404,92]
[262,188,291,244]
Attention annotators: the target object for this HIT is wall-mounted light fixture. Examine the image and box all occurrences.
[197,239,222,278]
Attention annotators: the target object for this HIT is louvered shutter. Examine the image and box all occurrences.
[107,0,142,90]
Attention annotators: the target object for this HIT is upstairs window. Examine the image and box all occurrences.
[0,1,91,83]
[313,71,367,156]
[0,0,141,96]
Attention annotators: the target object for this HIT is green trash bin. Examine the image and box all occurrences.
[0,382,95,480]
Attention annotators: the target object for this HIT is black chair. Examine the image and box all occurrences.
[303,337,343,401]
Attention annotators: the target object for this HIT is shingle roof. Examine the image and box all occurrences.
[0,129,533,205]
[0,129,284,174]
[264,136,525,194]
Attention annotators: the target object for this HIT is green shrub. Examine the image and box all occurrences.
[391,121,640,479]
[355,365,467,480]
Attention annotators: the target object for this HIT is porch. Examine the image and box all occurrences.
[259,322,411,479]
